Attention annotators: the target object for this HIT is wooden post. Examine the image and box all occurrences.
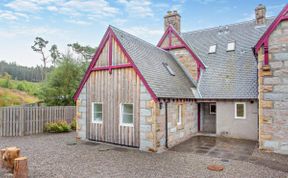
[2,147,20,171]
[13,157,28,178]
[0,148,6,168]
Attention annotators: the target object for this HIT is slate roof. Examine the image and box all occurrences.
[181,18,275,99]
[110,26,195,99]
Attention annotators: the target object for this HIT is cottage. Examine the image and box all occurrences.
[74,4,288,154]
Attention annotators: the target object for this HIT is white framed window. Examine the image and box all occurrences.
[209,44,217,53]
[177,105,182,125]
[235,102,246,119]
[120,103,134,127]
[210,104,216,115]
[227,41,235,51]
[92,102,103,123]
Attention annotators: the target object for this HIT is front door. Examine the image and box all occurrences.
[199,103,216,133]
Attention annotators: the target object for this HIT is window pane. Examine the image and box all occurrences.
[210,105,216,113]
[94,113,102,122]
[177,105,182,124]
[123,104,133,114]
[237,104,244,117]
[94,103,102,113]
[123,114,133,124]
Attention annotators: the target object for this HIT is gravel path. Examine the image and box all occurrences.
[0,132,287,178]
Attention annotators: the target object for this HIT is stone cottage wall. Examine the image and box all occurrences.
[139,83,158,152]
[170,49,198,81]
[156,101,198,151]
[76,84,87,140]
[258,20,288,154]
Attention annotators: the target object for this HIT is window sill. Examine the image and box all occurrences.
[92,121,103,124]
[120,124,134,127]
[235,117,246,120]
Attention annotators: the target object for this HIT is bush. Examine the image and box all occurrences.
[70,117,76,130]
[16,83,25,91]
[44,120,71,133]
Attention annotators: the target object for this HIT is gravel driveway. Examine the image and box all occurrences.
[0,132,288,178]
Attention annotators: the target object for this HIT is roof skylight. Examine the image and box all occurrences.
[163,62,175,76]
[227,41,235,51]
[209,44,217,54]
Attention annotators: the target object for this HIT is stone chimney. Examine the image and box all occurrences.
[255,4,266,25]
[164,10,181,33]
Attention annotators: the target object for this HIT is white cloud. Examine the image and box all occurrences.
[47,6,58,12]
[191,0,227,5]
[58,0,119,17]
[66,19,91,25]
[0,10,29,21]
[123,26,163,44]
[117,0,153,17]
[4,0,119,22]
[0,26,63,38]
[5,0,42,12]
[112,19,127,26]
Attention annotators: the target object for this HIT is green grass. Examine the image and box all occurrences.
[0,87,39,106]
[0,77,41,96]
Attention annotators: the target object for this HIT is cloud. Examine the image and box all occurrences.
[123,26,163,44]
[117,0,153,17]
[66,19,91,25]
[4,0,119,23]
[0,10,29,21]
[47,6,58,12]
[58,0,119,17]
[191,0,227,5]
[0,26,64,38]
[5,0,42,12]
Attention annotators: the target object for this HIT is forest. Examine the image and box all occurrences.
[0,37,96,106]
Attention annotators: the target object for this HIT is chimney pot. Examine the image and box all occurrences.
[255,4,266,25]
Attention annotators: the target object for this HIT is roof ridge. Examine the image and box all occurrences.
[109,25,173,55]
[182,16,275,35]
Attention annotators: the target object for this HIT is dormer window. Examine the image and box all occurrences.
[227,41,235,51]
[209,44,217,54]
[163,62,175,76]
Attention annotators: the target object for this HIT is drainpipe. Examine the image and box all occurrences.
[165,101,169,148]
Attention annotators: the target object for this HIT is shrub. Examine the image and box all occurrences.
[44,120,71,133]
[70,117,77,130]
[16,83,25,91]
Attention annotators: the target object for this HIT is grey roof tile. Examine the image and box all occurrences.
[110,26,195,99]
[181,18,275,99]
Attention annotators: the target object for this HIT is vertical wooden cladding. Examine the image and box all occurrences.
[94,37,129,67]
[87,35,140,147]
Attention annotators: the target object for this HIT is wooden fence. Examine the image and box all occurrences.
[0,106,76,136]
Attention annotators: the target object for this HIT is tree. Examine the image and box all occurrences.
[67,42,96,63]
[49,44,60,64]
[40,52,84,106]
[2,72,12,88]
[31,37,49,80]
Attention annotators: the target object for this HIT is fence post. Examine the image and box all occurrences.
[0,108,2,136]
[20,107,24,136]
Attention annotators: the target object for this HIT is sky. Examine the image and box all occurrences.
[0,0,287,67]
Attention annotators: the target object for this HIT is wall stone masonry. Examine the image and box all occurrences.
[76,84,87,140]
[170,48,198,81]
[139,83,157,152]
[258,20,288,154]
[156,101,198,151]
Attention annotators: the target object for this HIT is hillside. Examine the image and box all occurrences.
[0,77,41,96]
[0,87,39,106]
